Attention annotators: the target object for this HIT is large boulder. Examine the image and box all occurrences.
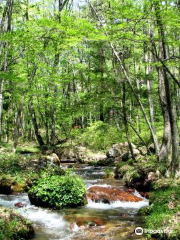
[54,146,107,164]
[54,148,77,163]
[75,146,107,163]
[87,186,143,204]
[40,153,60,166]
[107,142,140,162]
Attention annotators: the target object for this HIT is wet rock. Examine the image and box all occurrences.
[87,186,143,203]
[125,188,135,194]
[139,192,149,198]
[14,202,26,208]
[67,216,105,229]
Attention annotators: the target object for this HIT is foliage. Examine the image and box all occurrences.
[29,173,86,209]
[144,188,180,239]
[75,121,123,151]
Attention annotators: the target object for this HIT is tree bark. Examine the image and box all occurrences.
[153,0,179,175]
[29,101,45,147]
[13,98,25,152]
[122,82,135,160]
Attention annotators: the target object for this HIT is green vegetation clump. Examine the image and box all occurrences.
[0,206,34,240]
[74,121,124,151]
[143,187,180,240]
[28,173,86,209]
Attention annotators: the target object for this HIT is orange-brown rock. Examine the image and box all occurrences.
[67,216,105,230]
[87,186,143,203]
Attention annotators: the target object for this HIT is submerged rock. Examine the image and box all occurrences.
[14,202,26,208]
[87,186,143,204]
[66,216,106,229]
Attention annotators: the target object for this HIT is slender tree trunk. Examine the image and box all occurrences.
[0,79,4,142]
[122,82,135,160]
[158,68,171,163]
[50,87,57,145]
[13,98,25,152]
[29,102,45,147]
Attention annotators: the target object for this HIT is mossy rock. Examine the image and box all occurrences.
[0,176,14,194]
[28,174,86,209]
[0,206,34,240]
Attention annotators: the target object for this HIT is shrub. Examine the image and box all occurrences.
[29,173,86,209]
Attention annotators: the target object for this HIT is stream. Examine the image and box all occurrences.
[0,164,148,240]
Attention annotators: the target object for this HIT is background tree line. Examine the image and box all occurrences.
[0,0,179,176]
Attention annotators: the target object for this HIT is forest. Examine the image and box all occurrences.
[0,0,180,240]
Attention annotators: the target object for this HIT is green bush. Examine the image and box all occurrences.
[29,173,86,209]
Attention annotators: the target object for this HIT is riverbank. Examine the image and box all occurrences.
[0,141,148,240]
[0,141,179,240]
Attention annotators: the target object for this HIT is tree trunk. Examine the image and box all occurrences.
[158,68,171,163]
[0,80,4,142]
[154,0,179,175]
[122,82,135,160]
[13,98,25,152]
[29,102,45,147]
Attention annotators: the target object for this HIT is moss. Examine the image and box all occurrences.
[144,187,180,239]
[0,206,34,240]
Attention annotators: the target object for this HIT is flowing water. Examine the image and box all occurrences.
[0,164,148,240]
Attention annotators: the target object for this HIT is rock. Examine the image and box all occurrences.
[39,153,60,167]
[107,142,140,162]
[148,172,157,181]
[138,146,148,155]
[87,186,143,204]
[0,177,13,194]
[121,152,130,162]
[66,216,105,229]
[14,202,26,208]
[75,146,107,163]
[125,188,135,194]
[45,153,60,165]
[54,146,107,164]
[148,143,156,154]
[139,192,149,198]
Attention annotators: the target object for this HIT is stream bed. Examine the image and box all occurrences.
[0,164,149,240]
